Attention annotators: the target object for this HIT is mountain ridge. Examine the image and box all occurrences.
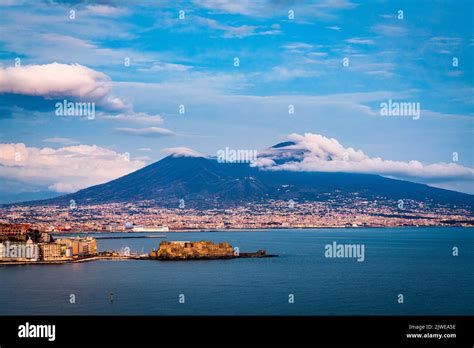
[8,154,473,210]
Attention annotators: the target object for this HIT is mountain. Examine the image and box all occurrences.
[13,148,474,210]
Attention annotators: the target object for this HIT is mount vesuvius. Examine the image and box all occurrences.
[12,142,474,210]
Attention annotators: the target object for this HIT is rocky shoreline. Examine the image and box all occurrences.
[148,251,278,261]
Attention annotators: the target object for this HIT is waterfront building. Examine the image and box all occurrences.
[55,238,73,248]
[72,239,80,256]
[39,243,62,261]
[79,241,89,255]
[55,238,74,259]
[104,223,124,232]
[81,237,97,255]
[64,237,97,257]
[0,223,29,237]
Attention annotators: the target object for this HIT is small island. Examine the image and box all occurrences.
[149,240,277,260]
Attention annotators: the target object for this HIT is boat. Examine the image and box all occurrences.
[132,225,169,232]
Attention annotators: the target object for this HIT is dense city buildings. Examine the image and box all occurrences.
[0,223,97,262]
[0,223,30,237]
[0,196,472,234]
[39,243,62,261]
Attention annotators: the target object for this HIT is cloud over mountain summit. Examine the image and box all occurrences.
[257,133,474,182]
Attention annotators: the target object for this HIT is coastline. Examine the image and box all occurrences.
[0,252,277,265]
[52,225,474,236]
[3,226,469,265]
[0,255,140,265]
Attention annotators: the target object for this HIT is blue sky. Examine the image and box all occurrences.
[0,0,473,200]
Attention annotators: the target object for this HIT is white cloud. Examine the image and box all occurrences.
[365,70,395,78]
[350,61,397,78]
[139,62,193,72]
[282,42,314,50]
[196,16,280,38]
[266,66,320,81]
[307,52,327,57]
[193,0,357,19]
[162,147,207,158]
[256,29,281,36]
[84,5,128,17]
[193,0,266,16]
[373,24,408,36]
[0,63,127,111]
[115,127,175,137]
[100,112,164,125]
[197,17,256,38]
[3,32,147,66]
[346,38,375,45]
[133,155,151,161]
[42,137,79,145]
[114,71,251,97]
[258,133,474,181]
[0,143,146,193]
[427,36,463,54]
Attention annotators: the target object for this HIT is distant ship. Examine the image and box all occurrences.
[132,225,169,232]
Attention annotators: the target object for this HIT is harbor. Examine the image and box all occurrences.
[0,223,276,264]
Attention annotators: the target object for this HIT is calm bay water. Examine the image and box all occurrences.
[0,228,472,315]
